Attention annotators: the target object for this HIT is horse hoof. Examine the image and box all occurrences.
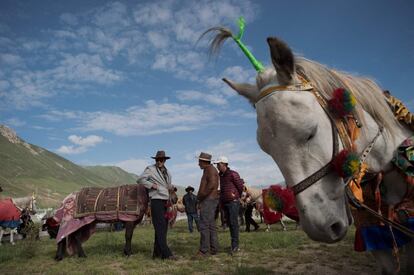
[11,242,15,245]
[79,254,87,258]
[55,255,63,261]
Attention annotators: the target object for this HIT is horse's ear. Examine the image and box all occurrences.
[222,78,259,105]
[267,37,295,85]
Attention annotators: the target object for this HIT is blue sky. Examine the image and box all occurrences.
[1,0,413,188]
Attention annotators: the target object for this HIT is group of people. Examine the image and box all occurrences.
[137,150,252,260]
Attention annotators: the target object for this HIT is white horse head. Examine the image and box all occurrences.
[205,28,413,244]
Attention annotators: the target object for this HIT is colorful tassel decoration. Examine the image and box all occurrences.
[332,149,360,178]
[328,88,357,117]
[264,189,284,212]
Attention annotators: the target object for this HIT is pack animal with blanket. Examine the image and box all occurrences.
[45,184,178,261]
[0,193,37,245]
[202,17,414,274]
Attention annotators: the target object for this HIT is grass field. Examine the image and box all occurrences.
[0,221,381,274]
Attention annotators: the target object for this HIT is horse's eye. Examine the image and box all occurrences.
[306,126,318,141]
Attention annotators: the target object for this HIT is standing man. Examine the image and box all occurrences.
[183,186,199,233]
[196,152,219,257]
[215,156,244,255]
[137,150,177,260]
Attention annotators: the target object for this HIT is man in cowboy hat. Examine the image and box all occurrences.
[183,185,199,233]
[215,156,244,255]
[137,150,177,260]
[195,152,219,257]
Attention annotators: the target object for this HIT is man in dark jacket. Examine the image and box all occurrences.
[215,156,244,255]
[195,152,219,257]
[183,186,199,233]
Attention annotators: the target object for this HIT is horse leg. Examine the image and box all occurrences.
[124,221,135,257]
[0,227,3,245]
[10,228,15,245]
[73,230,87,258]
[371,250,397,275]
[280,220,287,231]
[265,224,270,232]
[55,238,66,261]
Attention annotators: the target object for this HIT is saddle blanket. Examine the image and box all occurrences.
[74,184,147,218]
[0,198,21,228]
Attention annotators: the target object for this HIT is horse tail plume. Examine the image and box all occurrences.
[198,27,233,57]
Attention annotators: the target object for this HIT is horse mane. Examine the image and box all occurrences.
[295,57,401,138]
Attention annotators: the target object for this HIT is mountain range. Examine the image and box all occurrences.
[0,125,187,207]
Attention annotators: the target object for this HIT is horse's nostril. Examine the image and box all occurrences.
[330,222,343,237]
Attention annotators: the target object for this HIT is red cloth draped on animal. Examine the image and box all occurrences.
[0,198,21,223]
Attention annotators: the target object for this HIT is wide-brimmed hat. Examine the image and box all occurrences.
[151,150,170,159]
[185,186,195,192]
[198,152,212,162]
[214,156,229,164]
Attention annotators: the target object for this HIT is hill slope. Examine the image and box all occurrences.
[84,165,138,185]
[0,125,133,207]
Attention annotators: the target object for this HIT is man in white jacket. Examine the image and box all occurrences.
[137,150,176,260]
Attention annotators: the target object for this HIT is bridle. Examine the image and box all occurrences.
[255,79,381,196]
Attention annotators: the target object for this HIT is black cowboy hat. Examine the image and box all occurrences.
[151,150,170,159]
[185,186,195,192]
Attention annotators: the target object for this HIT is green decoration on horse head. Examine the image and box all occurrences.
[232,17,265,72]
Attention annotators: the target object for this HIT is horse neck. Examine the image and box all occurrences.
[359,109,413,205]
[367,112,412,171]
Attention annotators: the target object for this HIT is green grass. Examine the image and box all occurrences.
[0,221,381,274]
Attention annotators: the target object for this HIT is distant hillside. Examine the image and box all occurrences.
[84,165,138,185]
[0,125,133,207]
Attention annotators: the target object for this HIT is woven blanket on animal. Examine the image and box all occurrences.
[74,184,147,219]
[0,198,22,228]
[53,185,148,255]
[262,185,299,224]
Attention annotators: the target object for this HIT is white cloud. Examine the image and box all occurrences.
[133,2,173,26]
[79,100,214,136]
[5,117,26,127]
[92,2,130,28]
[0,53,23,67]
[57,53,123,84]
[223,65,255,83]
[56,145,88,155]
[60,13,79,26]
[68,135,103,147]
[56,134,104,155]
[176,90,227,105]
[152,53,177,70]
[147,31,169,49]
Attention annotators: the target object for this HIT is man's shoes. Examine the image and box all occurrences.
[230,247,240,256]
[192,250,208,259]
